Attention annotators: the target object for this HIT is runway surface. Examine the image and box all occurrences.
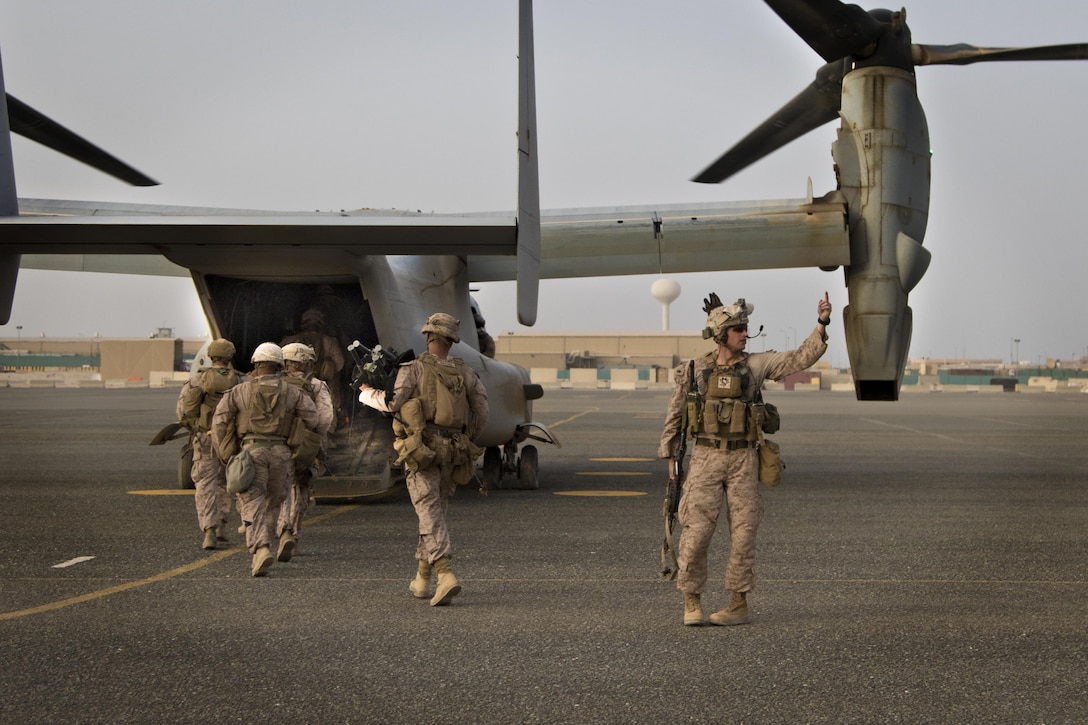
[1,387,1086,723]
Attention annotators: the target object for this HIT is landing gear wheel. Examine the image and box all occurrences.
[179,440,195,490]
[481,446,503,490]
[517,445,539,490]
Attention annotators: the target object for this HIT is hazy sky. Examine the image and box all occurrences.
[1,1,1086,366]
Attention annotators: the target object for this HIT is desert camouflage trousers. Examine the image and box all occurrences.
[406,463,457,564]
[676,444,764,595]
[278,468,313,539]
[237,444,293,554]
[191,431,232,532]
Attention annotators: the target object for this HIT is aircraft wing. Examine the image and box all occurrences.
[498,197,849,280]
[5,199,517,280]
[9,196,848,282]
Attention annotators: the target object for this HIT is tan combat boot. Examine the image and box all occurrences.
[430,556,461,606]
[409,559,432,599]
[202,528,217,550]
[277,530,297,562]
[683,593,704,626]
[251,546,274,577]
[709,591,750,626]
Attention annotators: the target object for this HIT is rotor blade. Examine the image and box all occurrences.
[692,60,847,184]
[6,94,158,186]
[912,43,1088,66]
[764,0,883,62]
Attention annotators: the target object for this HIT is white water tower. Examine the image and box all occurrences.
[651,278,681,331]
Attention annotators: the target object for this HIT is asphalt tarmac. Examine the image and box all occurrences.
[1,387,1086,724]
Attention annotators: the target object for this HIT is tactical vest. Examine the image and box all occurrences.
[417,353,471,431]
[234,378,294,439]
[196,367,242,431]
[689,353,766,440]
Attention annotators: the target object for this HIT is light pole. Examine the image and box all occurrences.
[1013,338,1020,367]
[15,325,21,360]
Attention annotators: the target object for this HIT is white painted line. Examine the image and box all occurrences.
[52,556,96,569]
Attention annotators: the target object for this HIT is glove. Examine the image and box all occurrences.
[702,292,723,314]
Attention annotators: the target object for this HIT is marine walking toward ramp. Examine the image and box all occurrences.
[211,342,320,577]
[175,338,243,551]
[358,312,488,606]
[276,342,335,562]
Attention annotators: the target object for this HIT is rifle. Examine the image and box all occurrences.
[347,340,414,403]
[660,359,695,580]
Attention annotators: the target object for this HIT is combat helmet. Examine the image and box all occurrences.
[282,342,317,364]
[251,342,284,365]
[703,297,754,343]
[420,313,460,344]
[207,338,235,360]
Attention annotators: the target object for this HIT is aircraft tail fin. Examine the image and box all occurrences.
[1,49,21,324]
[516,0,540,326]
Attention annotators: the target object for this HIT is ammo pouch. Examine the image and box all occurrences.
[393,432,437,472]
[685,393,702,438]
[392,398,436,472]
[449,433,483,486]
[762,402,781,434]
[758,438,784,487]
[226,449,255,494]
[287,418,322,469]
[702,399,749,436]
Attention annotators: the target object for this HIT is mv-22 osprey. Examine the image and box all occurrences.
[1,0,1085,497]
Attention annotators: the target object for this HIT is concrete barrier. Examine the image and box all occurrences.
[569,368,599,389]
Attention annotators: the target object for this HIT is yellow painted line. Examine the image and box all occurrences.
[554,490,647,497]
[590,457,654,462]
[0,504,359,622]
[575,471,650,477]
[546,408,599,429]
[129,490,195,496]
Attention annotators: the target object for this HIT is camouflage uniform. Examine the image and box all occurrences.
[361,353,488,564]
[658,326,828,597]
[211,373,320,556]
[176,366,242,535]
[277,372,335,542]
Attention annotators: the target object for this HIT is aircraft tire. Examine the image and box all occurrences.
[517,445,539,490]
[178,441,195,490]
[481,446,503,489]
